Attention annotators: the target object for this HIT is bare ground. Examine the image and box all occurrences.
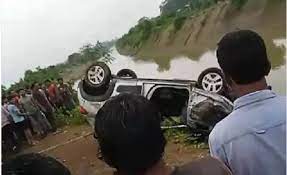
[22,125,209,175]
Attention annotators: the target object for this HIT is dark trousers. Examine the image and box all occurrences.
[44,111,57,132]
[2,124,20,153]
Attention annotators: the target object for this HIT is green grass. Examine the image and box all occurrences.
[55,106,87,128]
[161,117,208,148]
[164,127,209,148]
[231,0,248,9]
[116,0,220,50]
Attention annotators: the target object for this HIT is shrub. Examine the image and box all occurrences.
[231,0,248,9]
[55,106,87,127]
[174,16,187,32]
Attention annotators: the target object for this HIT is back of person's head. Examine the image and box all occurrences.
[2,153,71,175]
[2,95,8,105]
[45,79,51,84]
[216,30,271,85]
[7,95,14,103]
[94,93,166,174]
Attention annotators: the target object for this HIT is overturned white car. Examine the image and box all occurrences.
[77,62,233,138]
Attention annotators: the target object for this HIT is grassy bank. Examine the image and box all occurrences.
[55,106,87,128]
[116,0,249,52]
[2,40,115,94]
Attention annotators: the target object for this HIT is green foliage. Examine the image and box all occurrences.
[160,0,217,15]
[164,127,208,148]
[55,106,87,127]
[160,0,191,15]
[174,16,187,32]
[67,53,82,64]
[116,0,218,50]
[117,17,157,49]
[140,20,153,41]
[231,0,248,9]
[5,41,113,93]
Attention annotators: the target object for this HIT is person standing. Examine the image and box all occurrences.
[7,96,37,146]
[57,78,75,111]
[2,96,9,110]
[10,91,21,109]
[19,89,51,137]
[31,83,57,132]
[45,79,63,108]
[209,30,286,175]
[2,106,19,153]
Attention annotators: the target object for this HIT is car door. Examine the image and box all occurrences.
[186,87,233,131]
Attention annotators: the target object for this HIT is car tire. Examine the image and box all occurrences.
[197,67,226,94]
[84,62,111,92]
[116,69,137,79]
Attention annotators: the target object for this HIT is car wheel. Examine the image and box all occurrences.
[84,62,111,91]
[116,69,137,79]
[197,68,226,94]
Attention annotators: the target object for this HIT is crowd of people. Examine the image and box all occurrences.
[2,78,76,154]
[2,30,286,175]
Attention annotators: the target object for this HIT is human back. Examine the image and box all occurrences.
[209,30,286,175]
[209,91,286,175]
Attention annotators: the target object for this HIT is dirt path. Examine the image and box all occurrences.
[23,125,209,175]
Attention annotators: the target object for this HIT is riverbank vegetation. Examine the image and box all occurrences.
[116,0,250,50]
[55,106,87,127]
[2,40,115,94]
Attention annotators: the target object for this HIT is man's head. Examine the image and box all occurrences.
[58,78,64,84]
[31,83,39,91]
[7,95,16,104]
[2,95,8,105]
[45,79,51,86]
[19,89,26,97]
[94,93,166,174]
[2,153,71,175]
[40,83,46,90]
[216,30,270,94]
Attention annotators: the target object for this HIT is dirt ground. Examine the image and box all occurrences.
[23,125,209,175]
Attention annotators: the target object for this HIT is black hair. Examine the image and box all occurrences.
[7,95,14,102]
[94,93,166,174]
[2,153,71,175]
[216,30,271,84]
[25,84,30,90]
[2,95,8,105]
[18,88,24,92]
[57,77,63,81]
[30,82,37,89]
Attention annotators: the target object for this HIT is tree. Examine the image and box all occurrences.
[2,85,7,95]
[160,0,191,15]
[67,53,81,64]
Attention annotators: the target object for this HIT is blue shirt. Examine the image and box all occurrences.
[209,90,286,175]
[7,104,25,123]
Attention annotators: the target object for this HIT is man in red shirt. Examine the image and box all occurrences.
[45,79,63,108]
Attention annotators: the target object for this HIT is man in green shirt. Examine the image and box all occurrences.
[19,89,51,137]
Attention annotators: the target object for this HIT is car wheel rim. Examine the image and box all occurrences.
[202,72,223,93]
[87,66,105,85]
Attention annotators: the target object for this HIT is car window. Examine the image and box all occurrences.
[116,85,142,94]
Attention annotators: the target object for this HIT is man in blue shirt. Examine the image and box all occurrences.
[7,95,37,146]
[209,30,286,175]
